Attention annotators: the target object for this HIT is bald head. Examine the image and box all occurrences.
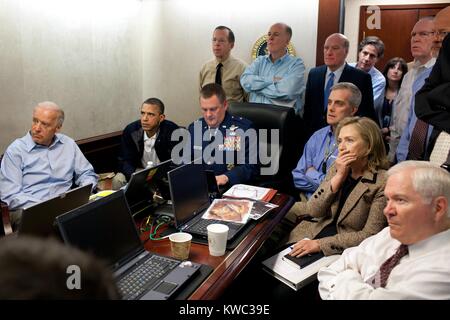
[433,6,450,53]
[267,22,292,61]
[324,33,349,71]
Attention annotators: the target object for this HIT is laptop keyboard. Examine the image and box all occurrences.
[117,254,179,300]
[187,218,231,235]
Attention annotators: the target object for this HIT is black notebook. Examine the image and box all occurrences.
[282,251,324,269]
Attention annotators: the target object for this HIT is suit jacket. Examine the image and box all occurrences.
[118,119,179,180]
[288,166,387,256]
[303,64,377,137]
[415,34,450,138]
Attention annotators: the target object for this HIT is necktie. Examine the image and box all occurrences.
[215,63,223,86]
[324,72,335,111]
[408,119,429,160]
[379,244,408,288]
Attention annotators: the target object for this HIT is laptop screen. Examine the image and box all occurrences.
[125,159,173,209]
[56,190,143,268]
[19,183,93,238]
[168,163,210,228]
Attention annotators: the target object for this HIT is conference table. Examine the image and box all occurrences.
[143,192,294,300]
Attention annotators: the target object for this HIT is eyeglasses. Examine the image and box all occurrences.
[435,30,449,38]
[410,31,435,38]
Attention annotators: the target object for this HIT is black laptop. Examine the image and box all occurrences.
[55,190,201,300]
[124,159,172,216]
[18,183,93,238]
[168,163,247,242]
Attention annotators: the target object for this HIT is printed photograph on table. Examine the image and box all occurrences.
[202,199,253,224]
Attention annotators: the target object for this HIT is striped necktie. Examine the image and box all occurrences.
[324,72,335,111]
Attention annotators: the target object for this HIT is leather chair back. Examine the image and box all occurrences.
[227,102,304,187]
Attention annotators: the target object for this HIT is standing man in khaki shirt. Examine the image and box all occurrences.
[200,26,248,102]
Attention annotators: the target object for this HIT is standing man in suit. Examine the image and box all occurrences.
[303,33,377,137]
[240,23,306,115]
[199,26,247,103]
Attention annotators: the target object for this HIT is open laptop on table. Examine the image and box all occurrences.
[124,159,173,216]
[55,190,201,300]
[168,163,248,242]
[18,183,93,238]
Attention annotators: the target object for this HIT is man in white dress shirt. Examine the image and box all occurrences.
[318,160,450,299]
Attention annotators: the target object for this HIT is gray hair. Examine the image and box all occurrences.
[34,101,65,127]
[330,82,362,108]
[388,161,450,216]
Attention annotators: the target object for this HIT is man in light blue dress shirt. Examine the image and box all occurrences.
[291,82,360,199]
[349,36,386,126]
[240,23,306,115]
[0,101,98,226]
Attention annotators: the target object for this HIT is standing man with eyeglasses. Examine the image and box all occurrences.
[388,16,436,163]
[199,26,248,103]
[291,82,360,202]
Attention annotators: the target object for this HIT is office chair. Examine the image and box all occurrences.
[227,102,305,195]
[0,154,13,236]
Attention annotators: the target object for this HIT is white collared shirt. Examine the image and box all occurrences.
[141,130,160,168]
[318,227,450,299]
[324,63,346,91]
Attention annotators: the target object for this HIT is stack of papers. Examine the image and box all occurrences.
[223,184,277,202]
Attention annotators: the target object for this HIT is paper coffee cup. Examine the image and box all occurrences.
[207,224,229,256]
[169,232,192,260]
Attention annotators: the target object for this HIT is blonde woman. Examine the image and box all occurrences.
[288,117,389,257]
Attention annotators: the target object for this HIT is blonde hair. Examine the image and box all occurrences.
[336,116,389,171]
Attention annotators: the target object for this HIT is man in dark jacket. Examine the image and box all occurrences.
[117,98,179,184]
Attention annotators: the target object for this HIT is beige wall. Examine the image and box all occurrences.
[344,0,450,62]
[142,0,319,129]
[0,0,143,151]
[0,0,319,152]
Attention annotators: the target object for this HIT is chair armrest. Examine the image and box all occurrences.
[1,201,13,236]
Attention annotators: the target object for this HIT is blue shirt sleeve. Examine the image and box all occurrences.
[0,145,42,209]
[240,57,273,92]
[72,142,98,189]
[292,138,326,196]
[240,56,306,102]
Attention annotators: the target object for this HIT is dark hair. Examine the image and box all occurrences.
[358,36,385,58]
[142,97,165,114]
[200,83,227,104]
[214,26,235,43]
[382,57,408,89]
[0,236,120,299]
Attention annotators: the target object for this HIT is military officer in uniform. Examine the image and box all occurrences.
[188,83,259,187]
